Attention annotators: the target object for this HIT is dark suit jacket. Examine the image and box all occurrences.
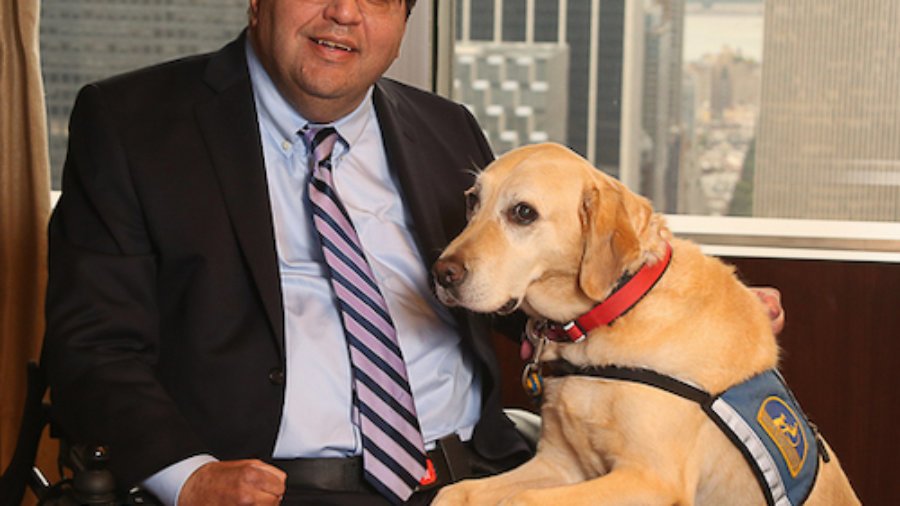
[43,33,530,490]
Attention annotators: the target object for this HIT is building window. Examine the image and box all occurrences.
[40,0,248,190]
[39,0,900,260]
[450,0,900,261]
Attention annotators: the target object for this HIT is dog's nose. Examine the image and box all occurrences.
[433,257,467,288]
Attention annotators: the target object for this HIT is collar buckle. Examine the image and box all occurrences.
[562,321,587,342]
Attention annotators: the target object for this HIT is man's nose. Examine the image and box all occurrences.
[323,0,365,25]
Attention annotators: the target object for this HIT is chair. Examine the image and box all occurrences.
[0,364,540,505]
[503,408,541,453]
[0,362,145,506]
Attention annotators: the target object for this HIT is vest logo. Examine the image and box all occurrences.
[757,395,808,477]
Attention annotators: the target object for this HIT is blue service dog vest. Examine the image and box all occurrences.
[705,370,819,505]
[543,364,821,505]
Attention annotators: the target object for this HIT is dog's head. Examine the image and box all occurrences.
[433,143,670,323]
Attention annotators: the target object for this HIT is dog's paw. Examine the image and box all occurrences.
[497,490,543,506]
[433,481,477,505]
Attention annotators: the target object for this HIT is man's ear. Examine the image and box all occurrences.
[248,0,260,27]
[578,179,646,301]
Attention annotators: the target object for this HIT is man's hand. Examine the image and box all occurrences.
[750,286,785,335]
[179,460,286,506]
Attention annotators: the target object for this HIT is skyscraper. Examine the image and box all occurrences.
[754,0,900,221]
[456,0,632,177]
[41,0,247,187]
[641,0,686,212]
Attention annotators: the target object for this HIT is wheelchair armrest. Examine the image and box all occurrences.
[503,408,541,452]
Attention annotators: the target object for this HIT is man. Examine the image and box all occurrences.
[42,0,532,505]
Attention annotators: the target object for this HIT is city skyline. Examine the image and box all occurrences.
[38,0,899,223]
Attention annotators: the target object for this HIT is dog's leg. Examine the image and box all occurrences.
[432,451,581,506]
[498,467,686,506]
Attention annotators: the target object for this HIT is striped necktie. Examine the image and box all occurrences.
[303,126,427,504]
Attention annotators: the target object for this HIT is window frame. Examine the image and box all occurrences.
[409,0,900,264]
[48,0,900,264]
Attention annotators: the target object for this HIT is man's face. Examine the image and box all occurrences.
[248,0,408,122]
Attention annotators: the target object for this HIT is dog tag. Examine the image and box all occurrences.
[521,324,548,399]
[521,363,544,398]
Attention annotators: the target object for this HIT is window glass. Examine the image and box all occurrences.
[41,0,248,189]
[452,0,900,225]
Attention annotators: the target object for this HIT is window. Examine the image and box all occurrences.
[40,0,900,261]
[40,0,248,190]
[448,0,900,261]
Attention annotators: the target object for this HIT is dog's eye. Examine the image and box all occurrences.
[465,192,480,219]
[509,203,538,225]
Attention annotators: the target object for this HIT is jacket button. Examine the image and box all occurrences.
[268,367,285,385]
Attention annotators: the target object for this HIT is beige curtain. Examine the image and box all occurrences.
[1,0,56,503]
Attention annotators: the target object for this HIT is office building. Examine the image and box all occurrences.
[754,0,900,221]
[40,0,247,187]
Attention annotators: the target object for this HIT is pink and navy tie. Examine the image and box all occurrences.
[303,126,427,504]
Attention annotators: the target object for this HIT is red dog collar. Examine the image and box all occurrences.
[561,243,673,342]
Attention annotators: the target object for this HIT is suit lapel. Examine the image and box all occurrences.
[373,82,450,267]
[195,35,285,352]
[190,60,480,356]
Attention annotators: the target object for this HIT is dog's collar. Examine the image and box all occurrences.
[555,242,673,342]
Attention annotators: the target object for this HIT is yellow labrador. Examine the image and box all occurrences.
[431,143,858,505]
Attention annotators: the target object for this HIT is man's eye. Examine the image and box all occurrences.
[508,203,538,225]
[360,0,399,13]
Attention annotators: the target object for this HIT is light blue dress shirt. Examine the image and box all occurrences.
[143,40,481,506]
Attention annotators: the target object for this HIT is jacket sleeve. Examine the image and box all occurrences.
[42,83,207,490]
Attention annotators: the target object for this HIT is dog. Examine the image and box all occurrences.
[431,143,859,505]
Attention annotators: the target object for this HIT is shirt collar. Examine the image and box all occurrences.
[245,40,374,156]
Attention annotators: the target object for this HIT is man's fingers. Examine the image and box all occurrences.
[180,460,286,506]
[247,460,287,497]
[750,286,785,335]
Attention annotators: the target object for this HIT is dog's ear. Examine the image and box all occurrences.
[579,177,659,300]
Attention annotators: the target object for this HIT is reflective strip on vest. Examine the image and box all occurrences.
[706,370,818,506]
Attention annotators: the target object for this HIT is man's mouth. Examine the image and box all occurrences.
[315,38,354,52]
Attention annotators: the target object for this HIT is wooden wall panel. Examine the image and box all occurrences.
[493,256,900,505]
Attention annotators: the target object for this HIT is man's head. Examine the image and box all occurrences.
[248,0,414,123]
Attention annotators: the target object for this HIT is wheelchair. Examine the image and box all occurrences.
[1,363,542,506]
[0,362,158,506]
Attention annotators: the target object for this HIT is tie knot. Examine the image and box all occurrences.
[302,126,340,169]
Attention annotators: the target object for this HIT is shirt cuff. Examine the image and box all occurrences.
[141,454,218,506]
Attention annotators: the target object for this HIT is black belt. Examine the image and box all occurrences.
[270,434,475,493]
